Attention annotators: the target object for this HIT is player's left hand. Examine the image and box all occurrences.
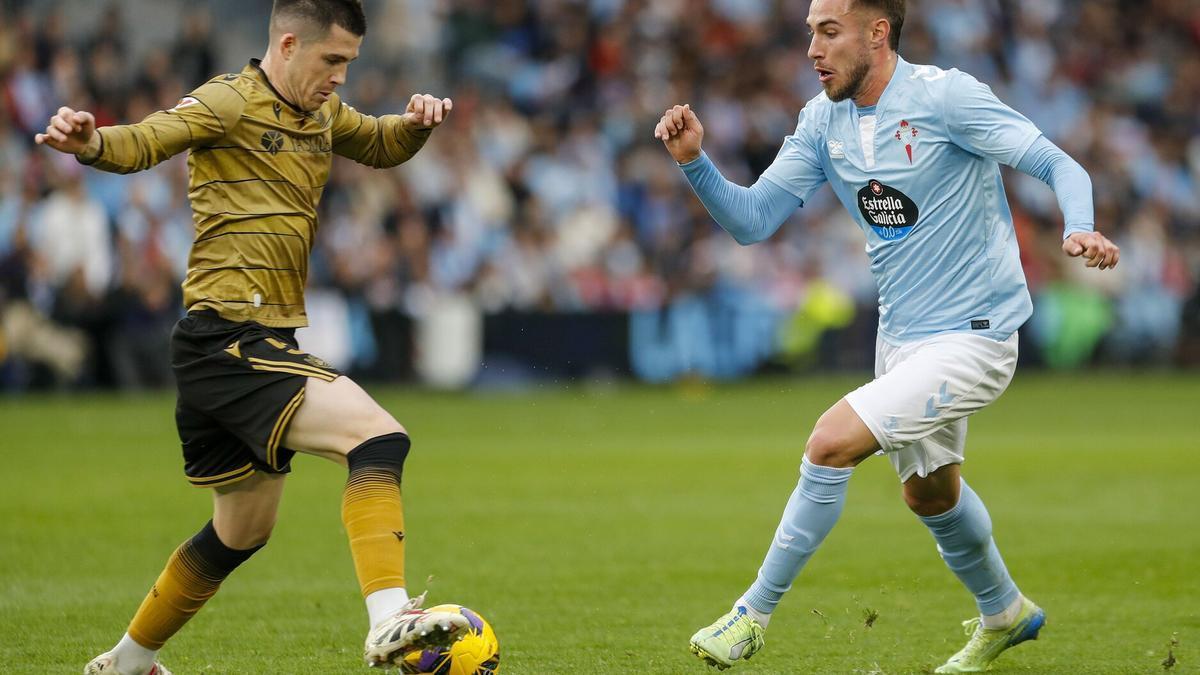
[1062,231,1120,270]
[401,94,452,130]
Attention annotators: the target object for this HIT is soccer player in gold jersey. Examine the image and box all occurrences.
[36,2,465,672]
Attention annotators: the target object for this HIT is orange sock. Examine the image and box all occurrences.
[342,433,410,596]
[127,521,260,649]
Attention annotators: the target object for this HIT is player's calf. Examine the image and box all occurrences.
[124,521,264,653]
[343,432,411,600]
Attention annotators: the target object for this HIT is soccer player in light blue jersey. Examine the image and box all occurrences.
[655,0,1120,672]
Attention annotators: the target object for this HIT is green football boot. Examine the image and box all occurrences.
[935,597,1046,673]
[688,606,765,670]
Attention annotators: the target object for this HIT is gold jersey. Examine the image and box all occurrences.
[82,59,430,327]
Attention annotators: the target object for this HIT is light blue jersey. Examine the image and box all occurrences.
[758,57,1086,344]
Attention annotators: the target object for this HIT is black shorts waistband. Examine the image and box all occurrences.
[184,310,297,341]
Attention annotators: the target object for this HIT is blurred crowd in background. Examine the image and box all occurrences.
[2,0,1199,390]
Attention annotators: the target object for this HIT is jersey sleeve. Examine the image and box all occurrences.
[1015,135,1095,237]
[79,79,245,174]
[759,101,828,205]
[330,96,431,169]
[943,71,1041,168]
[680,152,803,246]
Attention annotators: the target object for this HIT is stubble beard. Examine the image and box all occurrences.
[825,52,872,103]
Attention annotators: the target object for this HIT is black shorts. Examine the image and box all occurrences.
[171,310,341,488]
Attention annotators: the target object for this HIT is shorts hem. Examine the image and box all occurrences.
[188,462,256,489]
[844,392,895,453]
[895,457,963,484]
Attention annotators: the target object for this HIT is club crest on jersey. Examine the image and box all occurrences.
[260,130,285,155]
[894,120,918,164]
[858,180,919,241]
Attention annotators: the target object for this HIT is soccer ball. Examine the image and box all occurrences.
[399,604,500,674]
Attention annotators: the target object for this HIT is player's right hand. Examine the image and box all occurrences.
[1062,231,1120,270]
[654,104,704,165]
[34,106,97,156]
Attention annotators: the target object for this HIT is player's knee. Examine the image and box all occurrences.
[903,490,957,517]
[207,518,271,558]
[804,428,857,468]
[231,524,275,550]
[351,409,406,448]
[369,407,406,436]
[217,514,276,550]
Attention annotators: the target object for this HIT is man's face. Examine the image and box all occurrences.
[284,24,362,111]
[806,0,872,102]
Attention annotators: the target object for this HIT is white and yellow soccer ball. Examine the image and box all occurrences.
[399,604,500,674]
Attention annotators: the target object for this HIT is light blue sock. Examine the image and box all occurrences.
[743,457,853,615]
[919,479,1021,616]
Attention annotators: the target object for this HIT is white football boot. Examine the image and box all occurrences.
[83,652,172,675]
[363,592,471,668]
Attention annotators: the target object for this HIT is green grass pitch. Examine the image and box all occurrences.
[2,373,1197,674]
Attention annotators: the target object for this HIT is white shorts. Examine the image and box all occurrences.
[844,331,1018,483]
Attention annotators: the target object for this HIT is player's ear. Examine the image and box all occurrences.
[279,32,299,59]
[871,17,890,49]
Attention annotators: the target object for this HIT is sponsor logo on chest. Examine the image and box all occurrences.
[258,129,332,155]
[857,179,920,241]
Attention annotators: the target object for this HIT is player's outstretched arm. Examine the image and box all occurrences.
[655,104,801,245]
[34,106,99,158]
[332,93,452,169]
[1013,136,1119,271]
[1063,231,1119,270]
[35,83,243,175]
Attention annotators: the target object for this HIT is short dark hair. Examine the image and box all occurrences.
[271,0,367,38]
[855,0,905,51]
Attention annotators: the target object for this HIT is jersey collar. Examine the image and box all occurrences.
[247,58,306,114]
[872,55,911,122]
